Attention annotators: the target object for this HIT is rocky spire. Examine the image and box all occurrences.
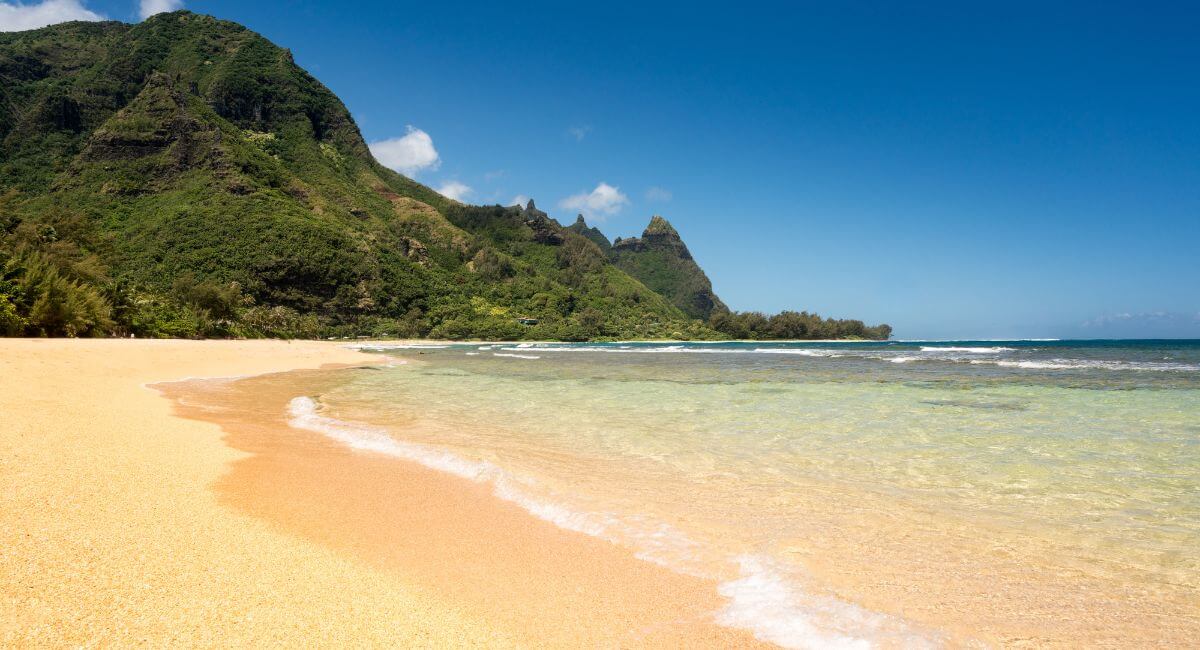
[643,215,680,239]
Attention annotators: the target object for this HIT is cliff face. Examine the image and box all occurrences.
[610,216,728,320]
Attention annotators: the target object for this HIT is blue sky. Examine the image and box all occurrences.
[5,1,1199,338]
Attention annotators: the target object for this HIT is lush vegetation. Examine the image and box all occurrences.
[709,309,892,341]
[0,12,716,340]
[0,11,889,342]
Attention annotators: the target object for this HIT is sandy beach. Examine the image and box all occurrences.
[0,339,763,647]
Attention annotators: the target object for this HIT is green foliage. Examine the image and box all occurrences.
[2,251,112,336]
[710,310,892,341]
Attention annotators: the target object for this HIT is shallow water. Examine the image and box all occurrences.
[295,340,1200,646]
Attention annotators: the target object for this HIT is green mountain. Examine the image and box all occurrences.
[610,216,728,320]
[0,12,714,340]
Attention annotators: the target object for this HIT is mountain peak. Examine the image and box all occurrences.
[644,215,678,238]
[610,215,727,320]
[565,213,611,252]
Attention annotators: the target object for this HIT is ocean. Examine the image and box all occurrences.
[284,339,1200,645]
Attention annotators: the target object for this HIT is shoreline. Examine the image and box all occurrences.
[156,365,770,646]
[0,339,509,646]
[0,339,766,646]
[5,338,1197,646]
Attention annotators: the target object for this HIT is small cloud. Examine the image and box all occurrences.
[484,169,505,181]
[368,126,440,177]
[510,194,529,207]
[567,125,591,142]
[139,0,182,19]
[559,182,628,220]
[436,180,472,202]
[645,186,672,202]
[0,0,103,31]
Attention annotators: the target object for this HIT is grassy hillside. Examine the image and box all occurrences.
[0,12,713,340]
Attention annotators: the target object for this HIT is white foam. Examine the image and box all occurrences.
[497,344,751,355]
[985,359,1200,372]
[752,348,841,357]
[920,346,1014,353]
[287,398,626,534]
[717,556,933,649]
[288,397,490,480]
[349,343,450,350]
[888,356,921,363]
[493,352,541,360]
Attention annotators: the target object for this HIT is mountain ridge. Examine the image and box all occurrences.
[0,11,889,341]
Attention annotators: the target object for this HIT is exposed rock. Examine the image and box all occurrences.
[522,198,565,245]
[398,236,431,267]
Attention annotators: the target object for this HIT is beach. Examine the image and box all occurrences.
[4,338,1199,647]
[0,339,763,647]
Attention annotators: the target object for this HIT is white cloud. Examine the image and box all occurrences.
[138,0,182,20]
[368,126,440,177]
[645,186,672,202]
[484,169,505,181]
[510,194,529,207]
[567,125,591,142]
[559,182,628,220]
[0,0,102,31]
[436,180,472,202]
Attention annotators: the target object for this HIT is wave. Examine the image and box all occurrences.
[285,396,925,647]
[752,348,842,357]
[498,345,735,355]
[287,397,621,537]
[350,343,451,350]
[487,344,1198,373]
[717,556,932,649]
[919,346,1014,353]
[984,359,1200,372]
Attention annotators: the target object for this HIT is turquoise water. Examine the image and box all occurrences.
[292,340,1200,645]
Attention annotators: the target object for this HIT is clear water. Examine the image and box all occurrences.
[294,340,1200,645]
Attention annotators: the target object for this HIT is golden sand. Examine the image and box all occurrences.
[0,339,765,647]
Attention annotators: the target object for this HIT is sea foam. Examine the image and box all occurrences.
[919,346,1014,353]
[716,556,933,649]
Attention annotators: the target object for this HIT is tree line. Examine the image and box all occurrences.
[709,309,891,340]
